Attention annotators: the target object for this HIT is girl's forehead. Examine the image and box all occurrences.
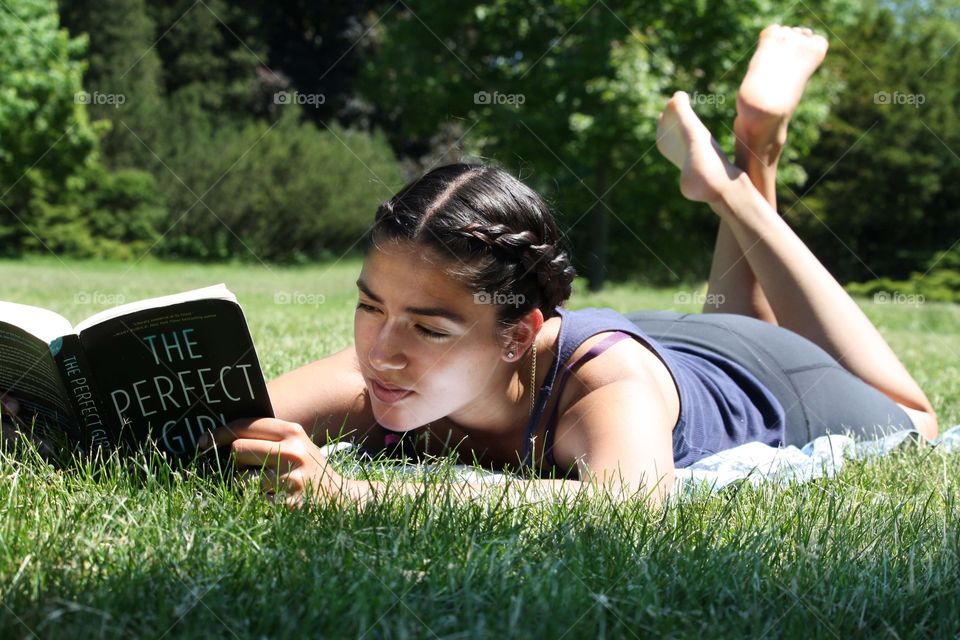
[360,246,484,317]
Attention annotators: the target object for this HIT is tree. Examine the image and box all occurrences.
[360,0,857,288]
[793,0,960,282]
[0,0,99,254]
[59,0,165,169]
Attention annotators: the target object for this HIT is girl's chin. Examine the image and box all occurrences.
[372,407,424,432]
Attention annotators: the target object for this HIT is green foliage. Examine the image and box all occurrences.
[147,107,403,262]
[24,165,165,259]
[145,0,267,116]
[793,0,960,282]
[46,0,402,264]
[59,0,165,170]
[847,245,960,304]
[360,0,858,285]
[0,0,99,252]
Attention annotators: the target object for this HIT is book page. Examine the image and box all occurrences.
[0,321,76,436]
[0,301,72,343]
[73,283,236,334]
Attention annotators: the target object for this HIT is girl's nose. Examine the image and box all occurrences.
[368,323,407,371]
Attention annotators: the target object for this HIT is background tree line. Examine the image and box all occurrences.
[0,0,957,299]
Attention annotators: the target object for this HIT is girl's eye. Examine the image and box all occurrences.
[414,326,449,340]
[356,302,449,341]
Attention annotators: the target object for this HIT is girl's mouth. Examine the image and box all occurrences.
[371,379,413,403]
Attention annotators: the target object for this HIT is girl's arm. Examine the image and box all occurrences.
[209,357,676,509]
[205,417,661,509]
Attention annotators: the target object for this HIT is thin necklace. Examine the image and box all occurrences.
[528,342,538,418]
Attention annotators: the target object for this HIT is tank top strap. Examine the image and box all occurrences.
[541,331,634,470]
[521,306,658,471]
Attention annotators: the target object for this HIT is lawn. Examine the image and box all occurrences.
[1,256,959,639]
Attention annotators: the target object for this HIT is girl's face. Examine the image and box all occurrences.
[354,241,506,431]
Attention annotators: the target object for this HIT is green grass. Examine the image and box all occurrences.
[1,256,959,639]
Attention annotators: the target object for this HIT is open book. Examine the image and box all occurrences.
[0,284,274,461]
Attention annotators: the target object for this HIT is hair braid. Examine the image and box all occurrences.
[367,163,577,324]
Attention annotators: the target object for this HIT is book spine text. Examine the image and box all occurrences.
[52,334,114,454]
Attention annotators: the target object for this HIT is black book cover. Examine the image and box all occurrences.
[78,297,274,461]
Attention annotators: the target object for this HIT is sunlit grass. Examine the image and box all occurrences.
[1,256,958,638]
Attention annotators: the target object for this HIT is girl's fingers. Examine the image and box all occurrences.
[230,438,297,473]
[251,467,307,506]
[204,417,303,448]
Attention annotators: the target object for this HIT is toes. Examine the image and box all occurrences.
[760,24,782,38]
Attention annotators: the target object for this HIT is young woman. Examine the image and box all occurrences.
[7,27,937,507]
[200,26,938,507]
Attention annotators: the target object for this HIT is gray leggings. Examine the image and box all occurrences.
[623,310,914,447]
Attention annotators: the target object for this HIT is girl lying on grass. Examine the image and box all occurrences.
[205,25,939,507]
[7,26,937,508]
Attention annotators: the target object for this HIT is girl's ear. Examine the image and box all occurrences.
[499,308,544,361]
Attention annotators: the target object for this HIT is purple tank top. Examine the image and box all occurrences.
[521,306,786,475]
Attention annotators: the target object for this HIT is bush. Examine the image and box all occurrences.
[846,246,960,304]
[23,165,166,259]
[151,106,404,262]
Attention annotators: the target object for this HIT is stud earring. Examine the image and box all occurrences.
[507,350,515,359]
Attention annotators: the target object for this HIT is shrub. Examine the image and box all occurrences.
[151,107,404,262]
[23,165,165,259]
[847,246,960,304]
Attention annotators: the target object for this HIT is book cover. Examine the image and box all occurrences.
[0,284,274,463]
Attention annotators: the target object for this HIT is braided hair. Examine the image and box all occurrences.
[366,163,576,330]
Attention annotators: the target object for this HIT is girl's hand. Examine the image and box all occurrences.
[203,418,345,508]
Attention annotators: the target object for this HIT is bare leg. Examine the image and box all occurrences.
[656,91,939,439]
[705,26,828,323]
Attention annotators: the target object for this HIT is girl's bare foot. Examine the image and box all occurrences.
[735,25,829,162]
[656,91,743,204]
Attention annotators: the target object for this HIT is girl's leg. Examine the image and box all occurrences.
[705,26,828,323]
[656,91,939,439]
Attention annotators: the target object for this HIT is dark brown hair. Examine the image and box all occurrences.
[365,163,576,333]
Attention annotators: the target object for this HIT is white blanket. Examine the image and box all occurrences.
[321,424,960,496]
[673,424,960,495]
